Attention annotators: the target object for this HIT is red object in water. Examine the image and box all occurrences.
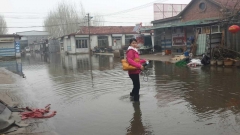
[21,104,57,120]
[229,25,240,34]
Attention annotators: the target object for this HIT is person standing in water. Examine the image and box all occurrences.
[126,38,146,101]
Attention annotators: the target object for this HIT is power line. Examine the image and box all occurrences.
[0,11,48,13]
[4,16,153,20]
[0,0,166,17]
[0,21,85,28]
[0,20,151,29]
[1,1,169,28]
[0,0,166,26]
[100,0,167,16]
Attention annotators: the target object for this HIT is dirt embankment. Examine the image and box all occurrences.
[0,68,15,84]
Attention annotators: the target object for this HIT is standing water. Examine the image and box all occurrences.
[1,53,240,135]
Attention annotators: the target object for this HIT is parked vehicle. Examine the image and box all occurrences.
[25,47,30,52]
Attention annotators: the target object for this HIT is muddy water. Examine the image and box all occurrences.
[2,53,240,135]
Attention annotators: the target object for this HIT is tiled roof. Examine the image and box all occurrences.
[73,26,139,35]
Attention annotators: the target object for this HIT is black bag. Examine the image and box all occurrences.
[201,55,210,65]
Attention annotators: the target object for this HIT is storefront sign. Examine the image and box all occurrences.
[0,38,14,42]
[15,42,20,53]
[172,33,186,46]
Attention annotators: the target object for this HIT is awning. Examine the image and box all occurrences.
[140,19,220,31]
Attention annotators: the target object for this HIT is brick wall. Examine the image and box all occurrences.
[182,0,221,22]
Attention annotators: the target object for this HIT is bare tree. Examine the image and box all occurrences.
[44,2,85,38]
[219,0,240,24]
[44,2,104,38]
[0,15,8,34]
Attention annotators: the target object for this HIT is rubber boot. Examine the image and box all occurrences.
[134,95,140,101]
[130,92,134,97]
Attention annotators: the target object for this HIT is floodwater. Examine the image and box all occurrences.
[1,53,240,135]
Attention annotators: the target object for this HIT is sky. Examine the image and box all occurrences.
[0,0,191,34]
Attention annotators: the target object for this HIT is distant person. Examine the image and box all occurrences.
[126,38,146,101]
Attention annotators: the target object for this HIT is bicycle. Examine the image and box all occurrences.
[141,61,151,82]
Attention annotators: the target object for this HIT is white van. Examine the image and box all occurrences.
[25,47,30,52]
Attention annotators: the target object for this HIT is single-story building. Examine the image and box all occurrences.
[60,26,153,54]
[16,31,50,52]
[0,34,21,58]
[140,0,240,56]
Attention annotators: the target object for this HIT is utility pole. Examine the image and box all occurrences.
[87,13,93,87]
[87,13,91,54]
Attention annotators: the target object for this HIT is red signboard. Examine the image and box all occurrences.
[172,33,186,46]
[173,37,185,45]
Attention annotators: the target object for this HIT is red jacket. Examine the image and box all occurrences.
[126,49,146,74]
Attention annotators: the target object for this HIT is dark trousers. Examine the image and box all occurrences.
[129,74,140,96]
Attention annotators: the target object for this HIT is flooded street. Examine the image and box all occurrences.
[1,53,240,135]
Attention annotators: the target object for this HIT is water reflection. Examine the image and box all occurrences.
[126,102,151,135]
[152,61,240,124]
[2,53,240,135]
[23,52,50,64]
[61,54,114,72]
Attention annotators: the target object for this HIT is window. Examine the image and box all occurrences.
[211,25,220,33]
[76,39,88,48]
[199,2,206,11]
[98,36,109,48]
[113,37,122,46]
[125,35,134,45]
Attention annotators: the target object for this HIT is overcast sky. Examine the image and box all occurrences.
[0,0,191,34]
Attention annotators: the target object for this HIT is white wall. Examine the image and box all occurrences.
[122,35,126,46]
[76,48,89,53]
[108,35,112,46]
[63,37,68,52]
[70,36,76,54]
[67,37,71,52]
[90,35,98,49]
[21,37,28,40]
[63,35,90,54]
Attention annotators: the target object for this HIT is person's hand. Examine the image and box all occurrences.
[145,60,149,65]
[140,66,144,70]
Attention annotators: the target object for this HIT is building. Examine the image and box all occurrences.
[16,31,50,52]
[141,0,240,55]
[0,34,21,58]
[61,26,153,54]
